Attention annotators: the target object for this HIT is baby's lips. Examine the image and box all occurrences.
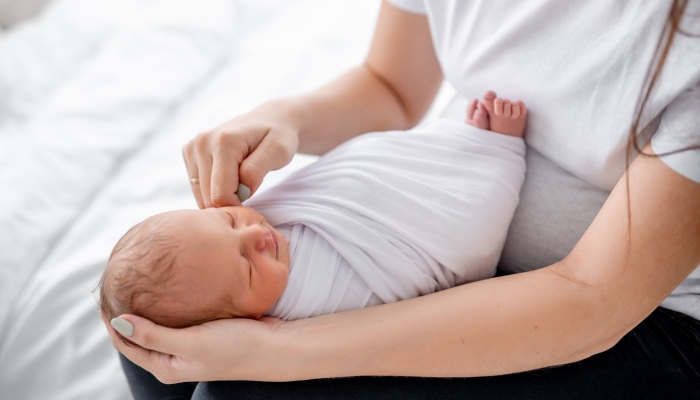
[236,183,251,202]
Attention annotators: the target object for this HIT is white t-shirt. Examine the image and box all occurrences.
[250,120,526,320]
[389,0,700,318]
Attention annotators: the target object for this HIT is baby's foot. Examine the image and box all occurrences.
[465,91,527,138]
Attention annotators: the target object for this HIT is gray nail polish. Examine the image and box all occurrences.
[111,318,134,337]
[236,183,251,202]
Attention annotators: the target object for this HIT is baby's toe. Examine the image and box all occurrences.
[494,97,504,116]
[482,91,497,113]
[473,102,490,130]
[511,102,521,119]
[502,100,512,118]
[466,99,478,121]
[518,100,528,118]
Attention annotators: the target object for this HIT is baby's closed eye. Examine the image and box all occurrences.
[241,254,252,284]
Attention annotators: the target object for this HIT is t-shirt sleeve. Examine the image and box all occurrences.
[385,0,426,15]
[651,85,700,183]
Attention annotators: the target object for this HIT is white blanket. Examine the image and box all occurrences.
[254,120,526,321]
[0,0,158,126]
[0,0,235,339]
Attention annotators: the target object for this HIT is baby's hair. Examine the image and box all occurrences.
[98,214,178,327]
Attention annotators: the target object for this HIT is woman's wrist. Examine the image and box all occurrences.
[261,318,329,380]
[248,313,356,381]
[251,96,311,135]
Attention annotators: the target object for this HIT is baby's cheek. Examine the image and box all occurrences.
[246,269,285,316]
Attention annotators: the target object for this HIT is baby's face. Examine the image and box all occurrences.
[166,206,290,318]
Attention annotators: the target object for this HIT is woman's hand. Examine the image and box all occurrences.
[182,99,303,209]
[104,313,288,383]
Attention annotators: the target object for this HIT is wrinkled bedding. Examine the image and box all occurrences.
[0,1,392,398]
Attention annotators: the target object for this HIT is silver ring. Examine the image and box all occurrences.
[189,178,200,185]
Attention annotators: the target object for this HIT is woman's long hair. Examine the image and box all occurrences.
[626,0,699,232]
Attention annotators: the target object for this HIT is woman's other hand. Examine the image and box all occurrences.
[182,100,303,208]
[104,313,288,383]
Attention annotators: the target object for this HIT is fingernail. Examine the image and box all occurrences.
[111,318,134,337]
[236,183,251,202]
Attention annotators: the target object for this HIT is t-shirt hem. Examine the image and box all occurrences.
[385,0,427,15]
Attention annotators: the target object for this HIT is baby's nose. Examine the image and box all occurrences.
[242,224,266,252]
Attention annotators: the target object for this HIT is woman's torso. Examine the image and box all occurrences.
[397,0,700,188]
[405,0,700,318]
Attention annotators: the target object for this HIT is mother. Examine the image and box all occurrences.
[109,1,700,398]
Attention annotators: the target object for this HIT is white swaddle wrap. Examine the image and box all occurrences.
[248,119,526,321]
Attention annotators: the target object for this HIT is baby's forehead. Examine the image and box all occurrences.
[145,209,205,230]
[152,209,229,243]
[135,208,240,256]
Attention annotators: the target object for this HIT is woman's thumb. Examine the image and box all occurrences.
[239,133,296,195]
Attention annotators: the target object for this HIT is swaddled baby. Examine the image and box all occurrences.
[99,91,527,327]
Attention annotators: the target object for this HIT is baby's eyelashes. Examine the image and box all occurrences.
[242,253,253,271]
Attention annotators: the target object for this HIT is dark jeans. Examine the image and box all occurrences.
[120,307,700,400]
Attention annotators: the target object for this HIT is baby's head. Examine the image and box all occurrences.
[99,206,290,328]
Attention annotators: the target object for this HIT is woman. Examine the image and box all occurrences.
[107,1,700,398]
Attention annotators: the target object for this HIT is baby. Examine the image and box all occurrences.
[99,91,527,328]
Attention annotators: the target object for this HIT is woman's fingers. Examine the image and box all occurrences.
[209,126,264,207]
[182,108,301,208]
[239,129,297,195]
[103,311,290,382]
[210,142,243,207]
[182,144,204,209]
[108,314,203,384]
[111,315,194,357]
[103,316,185,383]
[193,132,215,208]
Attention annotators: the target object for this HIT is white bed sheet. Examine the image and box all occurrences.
[0,1,383,398]
[0,0,237,339]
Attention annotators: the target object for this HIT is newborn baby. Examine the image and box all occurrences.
[99,91,527,327]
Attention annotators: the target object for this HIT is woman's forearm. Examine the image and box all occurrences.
[286,64,415,155]
[272,265,609,380]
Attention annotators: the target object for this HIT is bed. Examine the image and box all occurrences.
[0,1,458,398]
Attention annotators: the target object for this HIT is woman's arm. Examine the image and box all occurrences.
[108,144,700,382]
[276,144,700,378]
[183,1,442,208]
[295,0,442,154]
